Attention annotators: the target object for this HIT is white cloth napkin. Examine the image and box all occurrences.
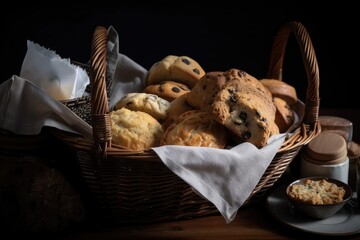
[0,75,92,138]
[0,25,300,224]
[152,133,287,223]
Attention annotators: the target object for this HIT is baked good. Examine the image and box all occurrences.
[186,71,230,112]
[348,141,360,158]
[210,77,277,147]
[143,80,190,102]
[288,179,346,204]
[162,93,194,130]
[160,110,228,148]
[269,119,280,136]
[110,108,163,150]
[147,55,205,88]
[259,79,298,105]
[113,92,170,121]
[225,69,273,103]
[273,97,295,133]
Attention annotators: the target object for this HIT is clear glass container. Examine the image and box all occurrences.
[319,115,353,150]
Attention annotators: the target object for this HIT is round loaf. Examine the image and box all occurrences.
[160,110,228,148]
[259,79,298,105]
[110,108,163,150]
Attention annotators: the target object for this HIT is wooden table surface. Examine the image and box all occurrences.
[48,186,360,240]
[21,169,355,240]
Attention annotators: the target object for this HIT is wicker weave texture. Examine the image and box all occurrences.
[53,21,321,223]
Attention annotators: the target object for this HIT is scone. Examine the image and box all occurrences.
[160,110,228,148]
[110,108,163,151]
[113,92,170,121]
[210,78,277,148]
[186,71,230,112]
[259,79,298,105]
[143,80,190,102]
[147,55,205,88]
[273,97,295,133]
[225,69,273,103]
[162,93,194,130]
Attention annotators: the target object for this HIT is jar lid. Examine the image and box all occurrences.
[304,132,347,165]
[319,115,353,128]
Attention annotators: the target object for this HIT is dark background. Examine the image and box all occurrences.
[1,5,358,109]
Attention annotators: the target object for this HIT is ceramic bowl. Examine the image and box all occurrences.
[285,177,353,219]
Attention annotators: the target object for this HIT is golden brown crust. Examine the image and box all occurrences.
[259,79,298,105]
[113,92,170,121]
[147,55,205,88]
[160,110,228,148]
[143,80,190,102]
[162,93,194,130]
[110,108,163,150]
[273,97,295,133]
[348,141,360,158]
[210,74,277,147]
[186,71,230,112]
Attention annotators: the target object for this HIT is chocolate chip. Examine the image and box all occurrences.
[257,123,266,130]
[181,58,190,65]
[227,88,235,94]
[233,119,243,125]
[193,68,200,75]
[239,111,247,121]
[230,94,237,102]
[257,87,264,92]
[243,131,251,140]
[259,117,267,122]
[171,87,181,93]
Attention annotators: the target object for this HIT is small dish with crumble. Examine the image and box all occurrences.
[285,177,353,219]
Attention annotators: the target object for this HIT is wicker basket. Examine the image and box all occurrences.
[52,21,321,223]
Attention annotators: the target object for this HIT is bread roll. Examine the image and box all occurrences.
[259,79,298,105]
[147,55,205,88]
[143,80,190,102]
[111,108,163,150]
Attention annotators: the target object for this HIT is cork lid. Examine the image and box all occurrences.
[304,132,348,165]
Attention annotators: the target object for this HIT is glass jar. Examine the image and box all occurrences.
[319,115,353,150]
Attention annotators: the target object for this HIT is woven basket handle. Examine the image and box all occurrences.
[267,21,320,129]
[90,26,111,157]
